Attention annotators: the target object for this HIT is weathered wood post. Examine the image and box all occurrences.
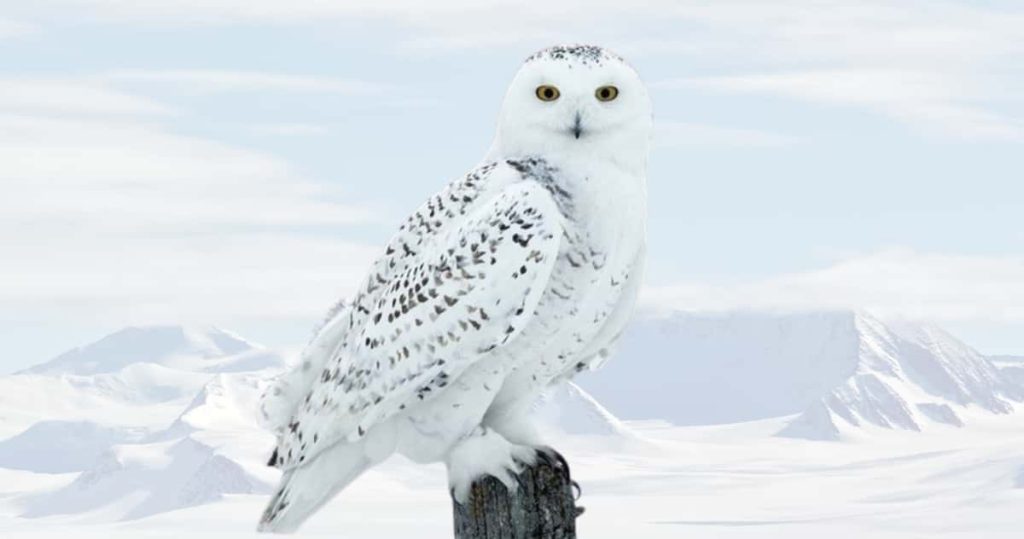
[452,450,583,539]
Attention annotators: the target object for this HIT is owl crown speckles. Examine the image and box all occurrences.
[524,44,622,66]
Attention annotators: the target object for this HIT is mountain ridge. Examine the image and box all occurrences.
[20,325,256,376]
[577,310,1022,440]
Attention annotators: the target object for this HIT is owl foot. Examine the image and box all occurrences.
[446,426,538,504]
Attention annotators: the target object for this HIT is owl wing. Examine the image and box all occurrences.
[258,161,504,436]
[270,179,563,469]
[256,301,352,435]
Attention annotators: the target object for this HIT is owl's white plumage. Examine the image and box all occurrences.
[258,45,651,533]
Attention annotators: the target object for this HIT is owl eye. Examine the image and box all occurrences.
[595,85,619,102]
[535,85,560,102]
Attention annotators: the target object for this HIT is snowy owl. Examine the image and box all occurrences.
[257,44,651,533]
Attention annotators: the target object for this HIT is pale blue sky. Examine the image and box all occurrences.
[1,1,1022,371]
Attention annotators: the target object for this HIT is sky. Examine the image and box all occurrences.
[1,0,1022,371]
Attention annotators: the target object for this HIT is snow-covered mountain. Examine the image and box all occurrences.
[0,420,145,473]
[782,317,1022,440]
[18,373,278,521]
[0,326,286,439]
[578,311,1023,440]
[19,436,271,521]
[21,325,255,376]
[0,326,286,520]
[0,359,290,444]
[0,364,211,440]
[990,355,1024,388]
[535,383,632,437]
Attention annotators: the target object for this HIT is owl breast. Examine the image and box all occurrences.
[503,157,646,382]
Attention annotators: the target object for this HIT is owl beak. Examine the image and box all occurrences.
[572,112,583,139]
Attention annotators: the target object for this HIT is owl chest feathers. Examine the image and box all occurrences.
[518,155,645,270]
[503,155,646,366]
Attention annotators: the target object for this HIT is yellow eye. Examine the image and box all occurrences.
[595,85,619,102]
[535,85,560,102]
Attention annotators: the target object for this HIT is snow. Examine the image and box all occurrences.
[1,316,1022,537]
[17,436,271,521]
[3,414,1024,538]
[915,402,963,427]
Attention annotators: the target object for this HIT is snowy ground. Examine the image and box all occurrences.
[2,412,1022,538]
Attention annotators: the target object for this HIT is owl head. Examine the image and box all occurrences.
[492,45,652,167]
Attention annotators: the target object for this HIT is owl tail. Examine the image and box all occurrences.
[257,437,374,534]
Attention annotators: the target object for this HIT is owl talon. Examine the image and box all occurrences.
[446,427,535,504]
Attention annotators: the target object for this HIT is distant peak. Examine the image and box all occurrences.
[21,324,256,376]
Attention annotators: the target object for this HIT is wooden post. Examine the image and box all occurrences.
[452,450,583,539]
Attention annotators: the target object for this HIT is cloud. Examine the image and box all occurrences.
[22,1,1023,141]
[642,249,1024,325]
[0,231,380,323]
[641,2,1024,141]
[249,123,330,137]
[18,0,574,26]
[0,79,174,116]
[27,0,1024,61]
[0,79,380,326]
[0,18,37,38]
[666,69,1024,142]
[654,121,797,148]
[103,69,389,96]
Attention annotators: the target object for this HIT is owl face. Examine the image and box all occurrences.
[494,45,652,162]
